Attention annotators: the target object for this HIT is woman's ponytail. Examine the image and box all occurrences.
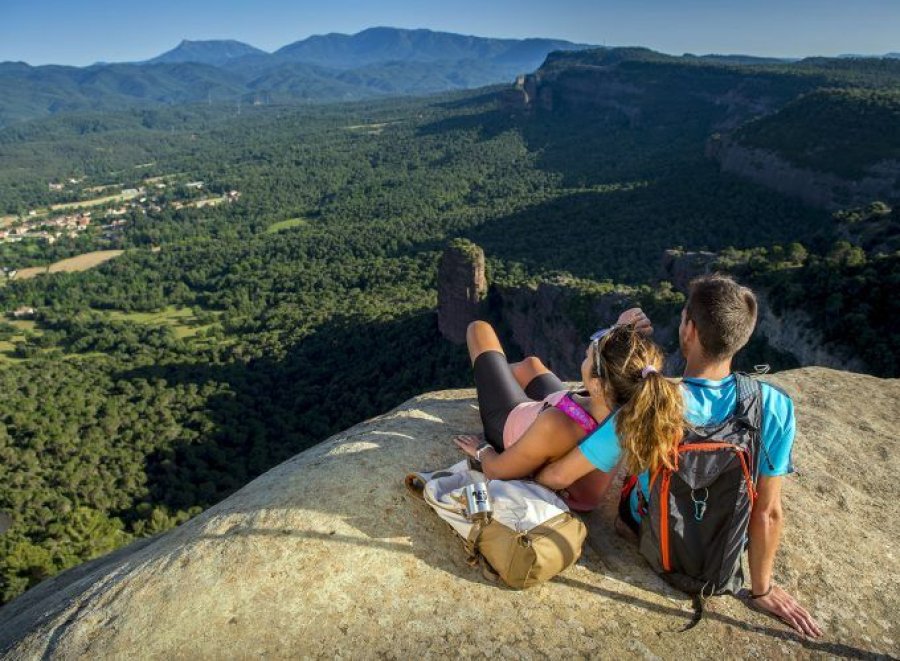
[615,369,684,474]
[593,326,684,474]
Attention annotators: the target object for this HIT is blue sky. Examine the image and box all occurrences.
[1,0,898,66]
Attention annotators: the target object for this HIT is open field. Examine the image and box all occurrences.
[106,306,220,339]
[144,173,182,184]
[50,190,139,211]
[344,121,401,135]
[0,305,221,363]
[84,184,116,194]
[189,197,226,209]
[13,266,49,279]
[0,216,17,228]
[12,250,124,280]
[0,344,23,363]
[7,320,36,333]
[0,320,40,362]
[266,217,309,233]
[48,250,124,273]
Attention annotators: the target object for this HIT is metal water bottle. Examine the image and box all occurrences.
[463,470,492,522]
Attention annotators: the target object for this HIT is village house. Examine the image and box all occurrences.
[12,306,36,319]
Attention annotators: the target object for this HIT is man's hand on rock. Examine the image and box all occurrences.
[616,307,653,335]
[751,585,823,638]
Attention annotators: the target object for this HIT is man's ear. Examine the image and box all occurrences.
[684,317,696,340]
[682,317,699,349]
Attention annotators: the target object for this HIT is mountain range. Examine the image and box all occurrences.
[0,27,593,127]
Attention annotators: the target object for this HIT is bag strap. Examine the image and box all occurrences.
[553,392,599,434]
[463,518,487,566]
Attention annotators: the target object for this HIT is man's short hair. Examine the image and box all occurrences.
[685,274,757,361]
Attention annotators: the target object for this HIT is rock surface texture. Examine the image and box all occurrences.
[1,368,898,659]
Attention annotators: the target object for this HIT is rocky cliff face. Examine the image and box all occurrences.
[659,249,718,292]
[491,279,680,379]
[707,135,900,210]
[755,292,867,372]
[1,368,897,658]
[491,281,624,379]
[656,249,872,373]
[507,55,792,133]
[437,240,487,344]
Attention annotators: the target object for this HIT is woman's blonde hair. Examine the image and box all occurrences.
[591,325,684,474]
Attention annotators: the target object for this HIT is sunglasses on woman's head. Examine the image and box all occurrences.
[589,326,614,378]
[589,326,614,342]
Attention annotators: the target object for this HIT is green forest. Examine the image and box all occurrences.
[1,50,897,604]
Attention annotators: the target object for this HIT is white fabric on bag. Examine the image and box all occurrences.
[418,460,570,539]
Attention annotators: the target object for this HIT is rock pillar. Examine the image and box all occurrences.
[437,239,487,344]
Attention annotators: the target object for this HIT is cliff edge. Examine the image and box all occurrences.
[1,368,898,659]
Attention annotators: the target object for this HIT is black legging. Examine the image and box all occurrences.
[472,351,566,451]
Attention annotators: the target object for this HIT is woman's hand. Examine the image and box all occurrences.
[617,307,653,335]
[453,434,483,458]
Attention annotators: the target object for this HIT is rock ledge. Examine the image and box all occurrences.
[1,368,898,659]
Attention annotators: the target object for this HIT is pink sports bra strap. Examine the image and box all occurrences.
[553,393,599,434]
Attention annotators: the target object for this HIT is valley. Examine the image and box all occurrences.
[0,45,897,607]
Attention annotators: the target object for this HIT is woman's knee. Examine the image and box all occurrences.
[512,356,549,382]
[466,320,503,363]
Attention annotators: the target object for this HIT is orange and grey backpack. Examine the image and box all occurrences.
[638,373,765,596]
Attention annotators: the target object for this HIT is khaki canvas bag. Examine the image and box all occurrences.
[406,460,587,589]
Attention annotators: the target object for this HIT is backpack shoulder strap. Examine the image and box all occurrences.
[733,372,763,431]
[733,372,767,478]
[553,392,599,434]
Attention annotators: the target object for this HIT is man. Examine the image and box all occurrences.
[620,274,822,638]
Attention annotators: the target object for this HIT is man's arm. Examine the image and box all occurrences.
[534,446,600,490]
[748,475,823,638]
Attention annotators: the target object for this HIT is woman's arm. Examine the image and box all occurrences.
[460,409,582,480]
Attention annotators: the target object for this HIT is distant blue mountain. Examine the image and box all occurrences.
[838,52,900,60]
[0,27,596,126]
[147,39,268,66]
[272,27,590,70]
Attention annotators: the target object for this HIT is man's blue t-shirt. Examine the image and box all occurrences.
[576,375,796,521]
[578,410,621,471]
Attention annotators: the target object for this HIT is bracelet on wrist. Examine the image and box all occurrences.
[475,443,493,462]
[749,584,773,599]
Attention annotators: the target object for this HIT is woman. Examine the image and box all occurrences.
[453,312,684,512]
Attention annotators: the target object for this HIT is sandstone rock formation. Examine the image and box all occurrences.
[755,292,867,373]
[659,249,718,293]
[707,135,900,210]
[2,368,898,659]
[493,280,644,379]
[437,239,487,344]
